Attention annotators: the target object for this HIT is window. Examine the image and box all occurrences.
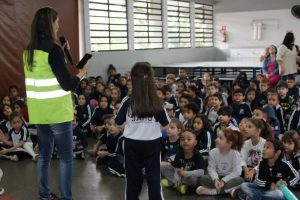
[195,3,213,47]
[167,0,191,48]
[89,0,128,51]
[133,0,163,50]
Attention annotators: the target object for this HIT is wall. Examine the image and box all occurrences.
[87,48,215,78]
[214,0,299,13]
[214,9,300,59]
[0,0,79,98]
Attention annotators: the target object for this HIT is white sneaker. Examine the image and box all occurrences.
[196,186,217,195]
[230,188,240,198]
[0,187,5,195]
[10,155,19,161]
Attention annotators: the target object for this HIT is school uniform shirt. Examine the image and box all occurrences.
[257,91,267,108]
[161,137,180,162]
[8,126,29,151]
[255,158,299,189]
[207,148,242,182]
[166,96,178,109]
[195,130,215,156]
[240,137,266,168]
[75,104,92,129]
[274,104,285,133]
[288,107,300,131]
[283,152,300,173]
[192,96,204,114]
[172,150,205,177]
[0,120,12,134]
[206,107,218,125]
[231,102,252,124]
[106,133,123,156]
[288,86,300,104]
[280,95,294,122]
[175,109,185,123]
[115,96,170,140]
[90,106,114,126]
[212,119,239,136]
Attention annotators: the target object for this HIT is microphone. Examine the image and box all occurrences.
[59,36,74,65]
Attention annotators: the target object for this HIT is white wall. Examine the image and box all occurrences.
[214,9,300,59]
[87,47,215,78]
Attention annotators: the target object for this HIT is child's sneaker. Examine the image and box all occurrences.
[176,183,187,194]
[230,188,240,198]
[196,186,217,195]
[161,178,171,187]
[10,155,19,161]
[0,187,5,195]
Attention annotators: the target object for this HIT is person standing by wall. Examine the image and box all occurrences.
[23,7,88,200]
[277,32,300,79]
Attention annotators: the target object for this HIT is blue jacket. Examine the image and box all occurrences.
[262,56,279,76]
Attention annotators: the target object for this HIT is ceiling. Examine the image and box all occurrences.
[214,0,300,13]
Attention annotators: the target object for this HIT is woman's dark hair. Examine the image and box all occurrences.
[25,7,58,70]
[223,128,244,151]
[282,32,295,50]
[129,62,162,118]
[193,114,212,134]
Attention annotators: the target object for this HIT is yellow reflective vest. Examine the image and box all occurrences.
[23,50,73,124]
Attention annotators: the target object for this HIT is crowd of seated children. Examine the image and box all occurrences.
[238,138,299,200]
[1,59,300,199]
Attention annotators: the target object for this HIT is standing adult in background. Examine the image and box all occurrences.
[277,32,300,79]
[23,7,88,200]
[262,45,281,87]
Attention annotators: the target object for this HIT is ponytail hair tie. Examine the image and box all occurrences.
[143,74,148,79]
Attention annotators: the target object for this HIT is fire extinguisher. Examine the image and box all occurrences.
[220,26,227,42]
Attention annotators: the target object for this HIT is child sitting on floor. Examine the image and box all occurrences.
[0,112,37,161]
[196,128,244,198]
[161,129,205,194]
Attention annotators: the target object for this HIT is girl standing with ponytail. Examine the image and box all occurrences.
[116,62,170,200]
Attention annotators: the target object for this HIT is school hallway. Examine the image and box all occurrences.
[1,156,300,200]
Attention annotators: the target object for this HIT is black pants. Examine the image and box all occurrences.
[124,138,163,200]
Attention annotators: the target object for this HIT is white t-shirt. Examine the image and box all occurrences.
[240,137,266,168]
[277,44,298,75]
[116,96,170,140]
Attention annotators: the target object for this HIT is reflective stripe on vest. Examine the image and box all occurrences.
[26,90,70,99]
[25,78,59,87]
[23,49,73,124]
